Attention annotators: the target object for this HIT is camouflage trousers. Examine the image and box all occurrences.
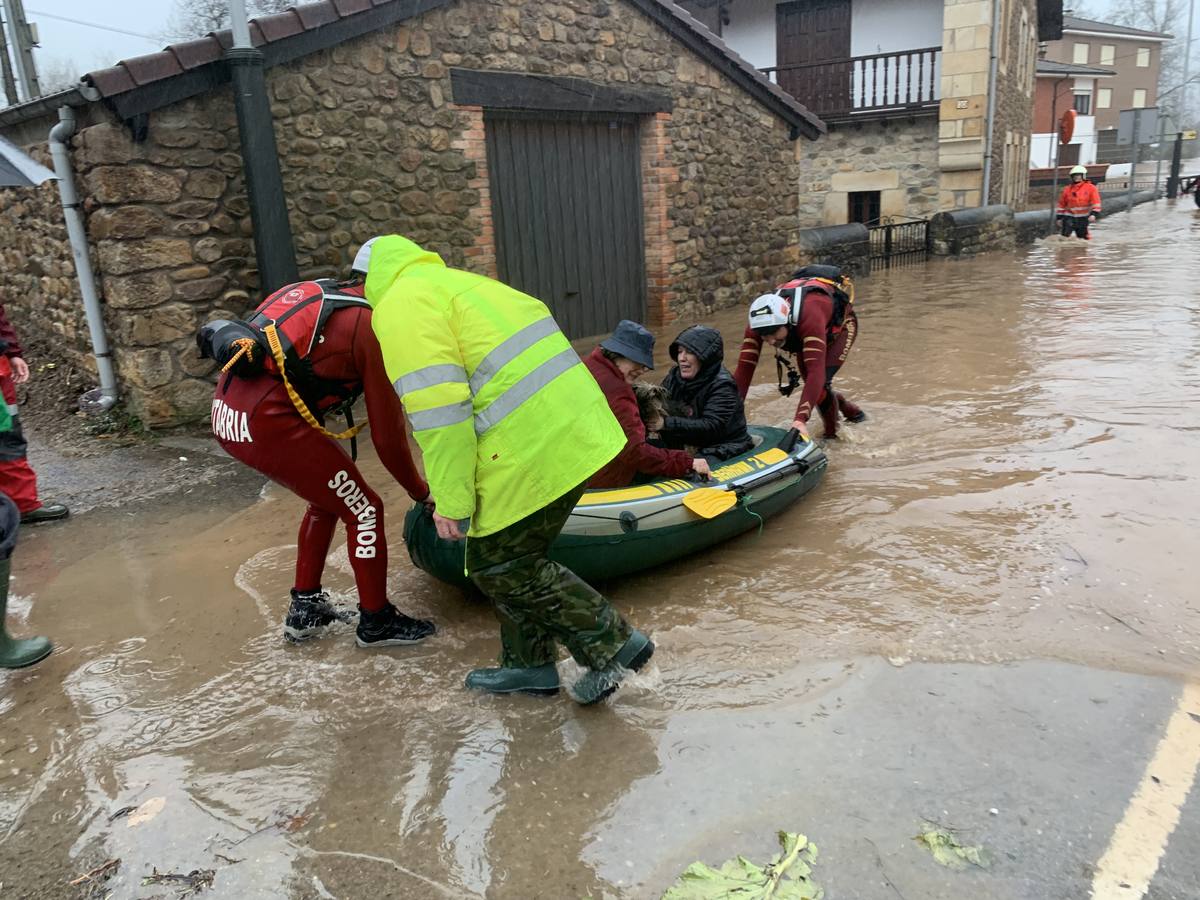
[466,484,631,671]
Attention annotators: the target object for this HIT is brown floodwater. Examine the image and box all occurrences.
[2,202,1198,898]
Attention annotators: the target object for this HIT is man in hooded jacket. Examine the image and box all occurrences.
[362,235,654,704]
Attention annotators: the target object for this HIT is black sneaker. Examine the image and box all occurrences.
[356,604,436,648]
[284,589,356,643]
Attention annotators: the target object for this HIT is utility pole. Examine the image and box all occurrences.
[1167,131,1184,197]
[0,9,19,106]
[226,0,297,294]
[1,0,39,100]
[1127,108,1141,213]
[1183,0,1195,127]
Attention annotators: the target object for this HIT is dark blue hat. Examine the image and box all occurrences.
[600,319,656,370]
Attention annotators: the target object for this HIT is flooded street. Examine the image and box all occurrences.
[3,201,1200,899]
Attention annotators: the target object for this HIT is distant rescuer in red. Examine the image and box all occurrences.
[1057,165,1102,239]
[733,264,865,441]
[0,303,68,524]
[197,241,435,649]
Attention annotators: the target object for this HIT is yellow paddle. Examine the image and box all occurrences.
[682,487,738,519]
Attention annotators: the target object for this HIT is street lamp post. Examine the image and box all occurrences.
[1047,75,1069,231]
[227,0,297,295]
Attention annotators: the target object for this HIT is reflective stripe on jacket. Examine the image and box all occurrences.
[1057,180,1102,217]
[364,236,625,537]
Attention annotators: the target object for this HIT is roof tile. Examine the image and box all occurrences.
[169,37,224,70]
[293,1,341,29]
[332,0,374,15]
[255,11,306,42]
[85,65,138,97]
[121,51,184,87]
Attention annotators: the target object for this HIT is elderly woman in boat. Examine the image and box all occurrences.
[583,319,711,488]
[659,325,754,462]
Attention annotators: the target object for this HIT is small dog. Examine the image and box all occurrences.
[632,382,669,433]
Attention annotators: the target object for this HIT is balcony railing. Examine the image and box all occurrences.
[761,47,942,120]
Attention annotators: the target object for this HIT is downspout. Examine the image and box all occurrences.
[980,0,1003,203]
[48,105,118,413]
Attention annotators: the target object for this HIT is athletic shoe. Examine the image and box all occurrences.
[355,604,435,647]
[283,589,355,643]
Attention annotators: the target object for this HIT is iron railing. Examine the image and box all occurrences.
[760,47,941,119]
[868,216,929,270]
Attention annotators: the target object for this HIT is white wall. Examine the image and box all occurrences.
[851,0,943,56]
[1030,121,1098,168]
[722,0,944,72]
[721,0,779,70]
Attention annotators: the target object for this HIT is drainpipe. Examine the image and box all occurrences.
[48,105,118,413]
[979,0,1003,204]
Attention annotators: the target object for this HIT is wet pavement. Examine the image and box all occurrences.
[3,200,1200,899]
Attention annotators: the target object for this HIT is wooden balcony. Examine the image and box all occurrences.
[761,47,942,123]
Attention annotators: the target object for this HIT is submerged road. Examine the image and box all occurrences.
[2,200,1199,898]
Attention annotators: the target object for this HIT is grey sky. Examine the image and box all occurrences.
[28,0,170,77]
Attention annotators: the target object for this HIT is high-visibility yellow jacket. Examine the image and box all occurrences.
[364,236,624,537]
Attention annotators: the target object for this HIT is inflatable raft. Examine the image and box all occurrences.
[402,426,827,588]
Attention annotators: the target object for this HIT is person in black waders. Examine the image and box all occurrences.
[733,264,865,441]
[197,241,435,648]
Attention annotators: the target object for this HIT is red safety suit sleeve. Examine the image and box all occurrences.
[792,291,834,425]
[1086,182,1102,213]
[609,387,694,479]
[352,314,429,502]
[733,327,763,400]
[0,303,23,358]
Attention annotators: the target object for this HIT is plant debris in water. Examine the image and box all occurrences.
[141,867,215,896]
[661,830,823,899]
[914,822,992,870]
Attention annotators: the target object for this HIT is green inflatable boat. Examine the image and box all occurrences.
[402,426,827,588]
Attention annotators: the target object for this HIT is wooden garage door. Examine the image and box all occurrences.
[485,112,646,339]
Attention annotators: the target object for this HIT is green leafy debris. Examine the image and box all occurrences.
[661,830,823,899]
[914,822,992,870]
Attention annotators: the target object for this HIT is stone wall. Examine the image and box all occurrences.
[929,203,1015,255]
[0,146,94,377]
[796,224,870,276]
[0,0,803,426]
[988,0,1038,209]
[797,117,940,226]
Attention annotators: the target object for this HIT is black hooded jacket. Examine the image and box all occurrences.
[660,326,754,460]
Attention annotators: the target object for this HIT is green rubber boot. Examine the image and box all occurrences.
[0,558,52,669]
[572,630,654,706]
[465,664,560,696]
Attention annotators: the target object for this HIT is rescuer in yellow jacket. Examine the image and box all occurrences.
[363,236,654,704]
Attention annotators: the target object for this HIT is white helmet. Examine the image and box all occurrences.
[351,236,382,275]
[748,292,791,331]
[1069,165,1087,177]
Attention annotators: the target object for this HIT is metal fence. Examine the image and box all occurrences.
[868,217,929,270]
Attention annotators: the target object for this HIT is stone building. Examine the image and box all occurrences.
[677,0,1063,217]
[0,0,823,426]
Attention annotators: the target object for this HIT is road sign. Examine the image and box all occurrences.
[1183,130,1198,140]
[1117,107,1159,145]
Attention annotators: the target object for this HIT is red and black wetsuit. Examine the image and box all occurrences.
[0,303,42,514]
[212,283,427,612]
[733,282,862,438]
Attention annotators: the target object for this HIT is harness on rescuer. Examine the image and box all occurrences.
[748,264,855,397]
[196,279,371,450]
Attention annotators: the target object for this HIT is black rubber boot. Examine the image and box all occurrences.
[19,503,68,525]
[1,497,52,668]
[465,664,561,696]
[572,630,654,706]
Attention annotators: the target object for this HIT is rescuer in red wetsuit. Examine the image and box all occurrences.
[203,246,435,648]
[733,265,865,441]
